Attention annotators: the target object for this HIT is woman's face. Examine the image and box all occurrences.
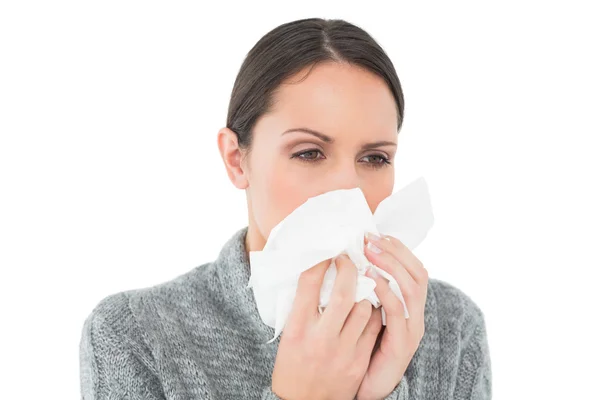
[219,61,399,251]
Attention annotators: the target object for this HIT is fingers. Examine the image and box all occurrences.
[286,258,331,334]
[365,233,428,316]
[366,232,428,285]
[366,267,409,338]
[340,299,373,346]
[319,254,357,336]
[365,247,419,318]
[355,305,383,360]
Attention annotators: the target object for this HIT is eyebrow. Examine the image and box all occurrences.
[281,127,397,150]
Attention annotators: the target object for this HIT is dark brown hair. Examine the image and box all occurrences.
[226,18,405,151]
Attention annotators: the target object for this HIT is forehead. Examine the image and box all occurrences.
[267,62,398,137]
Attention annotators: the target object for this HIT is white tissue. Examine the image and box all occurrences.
[247,176,434,343]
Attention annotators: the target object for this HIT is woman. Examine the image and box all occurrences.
[80,18,492,400]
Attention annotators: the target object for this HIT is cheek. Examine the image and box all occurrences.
[266,166,315,225]
[251,158,317,237]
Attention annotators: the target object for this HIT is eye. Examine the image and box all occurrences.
[290,150,391,169]
[359,154,392,169]
[291,149,325,162]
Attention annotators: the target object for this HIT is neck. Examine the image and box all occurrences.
[244,221,267,255]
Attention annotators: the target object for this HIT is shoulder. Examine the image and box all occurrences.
[426,278,492,396]
[79,269,212,399]
[81,290,137,342]
[84,263,214,338]
[79,261,218,393]
[79,289,158,395]
[426,277,488,340]
[81,261,217,348]
[80,289,147,364]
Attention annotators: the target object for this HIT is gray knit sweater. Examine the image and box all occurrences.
[79,226,492,399]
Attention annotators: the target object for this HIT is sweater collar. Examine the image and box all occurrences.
[213,226,279,344]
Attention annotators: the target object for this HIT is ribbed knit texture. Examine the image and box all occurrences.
[80,226,492,399]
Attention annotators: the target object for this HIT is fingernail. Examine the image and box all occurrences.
[366,241,382,254]
[366,231,381,242]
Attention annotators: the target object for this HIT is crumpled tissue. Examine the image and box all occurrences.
[247,176,434,343]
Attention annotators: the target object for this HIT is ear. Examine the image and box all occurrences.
[217,127,249,189]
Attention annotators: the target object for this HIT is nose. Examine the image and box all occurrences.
[328,159,361,191]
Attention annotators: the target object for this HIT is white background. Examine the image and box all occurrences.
[1,1,598,398]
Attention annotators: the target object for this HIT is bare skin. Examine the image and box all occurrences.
[218,61,428,400]
[271,254,383,400]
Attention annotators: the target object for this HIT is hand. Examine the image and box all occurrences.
[356,232,428,400]
[271,254,383,400]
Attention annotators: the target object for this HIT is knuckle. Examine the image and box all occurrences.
[349,365,365,381]
[299,276,318,291]
[329,293,348,309]
[282,325,303,343]
[338,258,357,277]
[298,271,317,287]
[384,297,402,317]
[336,254,350,265]
[404,281,419,298]
[355,301,372,319]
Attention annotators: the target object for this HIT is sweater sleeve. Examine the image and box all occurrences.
[380,374,409,399]
[262,374,409,400]
[350,373,409,400]
[79,293,166,400]
[453,298,492,399]
[261,386,282,399]
[262,375,408,400]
